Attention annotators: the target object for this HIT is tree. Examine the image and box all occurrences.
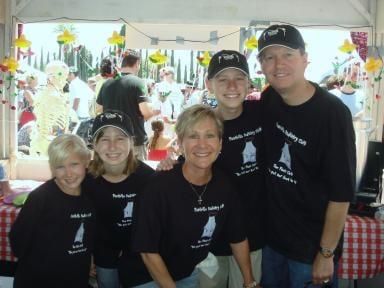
[27,48,32,66]
[171,50,175,67]
[33,57,38,69]
[176,59,181,83]
[39,47,44,71]
[189,50,194,80]
[46,52,50,65]
[184,65,188,83]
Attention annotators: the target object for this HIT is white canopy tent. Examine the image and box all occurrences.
[0,0,383,179]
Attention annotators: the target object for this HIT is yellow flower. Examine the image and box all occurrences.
[338,39,357,54]
[364,57,383,73]
[197,51,211,67]
[2,57,19,73]
[149,50,168,65]
[108,31,125,45]
[57,29,76,45]
[14,34,31,48]
[245,36,258,50]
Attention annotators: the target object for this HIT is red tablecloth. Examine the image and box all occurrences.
[0,204,20,262]
[338,214,384,279]
[1,204,383,279]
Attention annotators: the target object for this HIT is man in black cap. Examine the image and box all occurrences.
[258,24,356,287]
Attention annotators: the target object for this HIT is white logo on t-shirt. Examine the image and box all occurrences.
[74,222,84,243]
[201,215,216,238]
[242,141,257,164]
[278,142,291,170]
[124,201,133,218]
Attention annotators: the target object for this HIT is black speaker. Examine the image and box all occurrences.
[358,141,384,194]
[350,141,384,216]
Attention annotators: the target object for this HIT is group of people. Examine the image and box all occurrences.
[8,24,356,288]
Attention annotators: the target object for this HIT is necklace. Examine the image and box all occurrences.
[189,182,208,205]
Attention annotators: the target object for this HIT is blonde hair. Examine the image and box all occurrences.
[88,128,138,177]
[175,104,223,143]
[48,134,91,174]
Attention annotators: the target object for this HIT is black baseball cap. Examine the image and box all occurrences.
[207,50,249,79]
[91,110,134,139]
[258,24,305,55]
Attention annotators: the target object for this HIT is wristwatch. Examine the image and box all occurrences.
[319,246,334,258]
[243,281,258,288]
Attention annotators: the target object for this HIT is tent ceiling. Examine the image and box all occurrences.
[14,0,374,28]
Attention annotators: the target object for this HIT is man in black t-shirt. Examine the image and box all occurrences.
[97,50,159,160]
[258,25,356,287]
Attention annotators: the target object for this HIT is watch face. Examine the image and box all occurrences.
[320,247,334,258]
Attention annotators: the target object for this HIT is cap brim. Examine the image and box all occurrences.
[258,44,300,56]
[92,125,130,139]
[210,67,249,79]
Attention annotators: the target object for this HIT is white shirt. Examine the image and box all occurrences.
[69,77,94,118]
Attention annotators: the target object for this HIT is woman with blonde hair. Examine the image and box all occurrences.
[85,110,154,288]
[132,104,256,288]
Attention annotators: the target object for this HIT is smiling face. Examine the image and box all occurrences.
[180,117,222,173]
[94,127,131,172]
[259,46,308,95]
[53,153,87,196]
[206,68,249,112]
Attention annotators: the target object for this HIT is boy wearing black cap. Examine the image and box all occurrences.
[195,50,264,288]
[258,25,355,287]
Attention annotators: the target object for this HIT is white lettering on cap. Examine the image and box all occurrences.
[263,27,286,40]
[218,53,240,64]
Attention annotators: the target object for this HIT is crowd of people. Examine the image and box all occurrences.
[8,24,356,288]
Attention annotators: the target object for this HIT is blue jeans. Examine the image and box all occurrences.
[134,269,198,288]
[261,246,338,288]
[96,266,120,288]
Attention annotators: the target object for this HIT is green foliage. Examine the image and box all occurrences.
[176,59,181,83]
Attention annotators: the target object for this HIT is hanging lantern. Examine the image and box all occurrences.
[338,39,357,54]
[108,31,125,45]
[14,34,32,48]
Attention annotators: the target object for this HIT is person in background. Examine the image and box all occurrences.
[18,73,39,128]
[9,134,95,288]
[156,66,184,119]
[0,163,14,198]
[147,120,174,161]
[68,66,94,121]
[183,80,201,109]
[132,105,257,288]
[258,24,355,287]
[97,50,159,160]
[84,110,155,288]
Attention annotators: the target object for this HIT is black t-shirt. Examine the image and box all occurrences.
[97,74,149,145]
[262,83,356,263]
[211,100,266,255]
[9,179,96,288]
[132,163,246,284]
[83,161,154,269]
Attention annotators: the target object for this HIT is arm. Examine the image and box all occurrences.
[139,102,160,120]
[23,90,34,106]
[141,253,176,288]
[9,192,42,258]
[312,201,349,284]
[96,103,103,114]
[230,239,258,287]
[72,97,80,112]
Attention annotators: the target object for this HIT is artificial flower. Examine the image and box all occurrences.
[57,29,76,45]
[364,57,382,73]
[197,51,211,67]
[245,36,258,50]
[108,31,125,45]
[1,57,19,73]
[149,50,168,65]
[14,34,31,48]
[338,39,357,54]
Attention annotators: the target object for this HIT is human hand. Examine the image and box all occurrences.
[156,157,178,171]
[89,257,96,278]
[311,252,334,285]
